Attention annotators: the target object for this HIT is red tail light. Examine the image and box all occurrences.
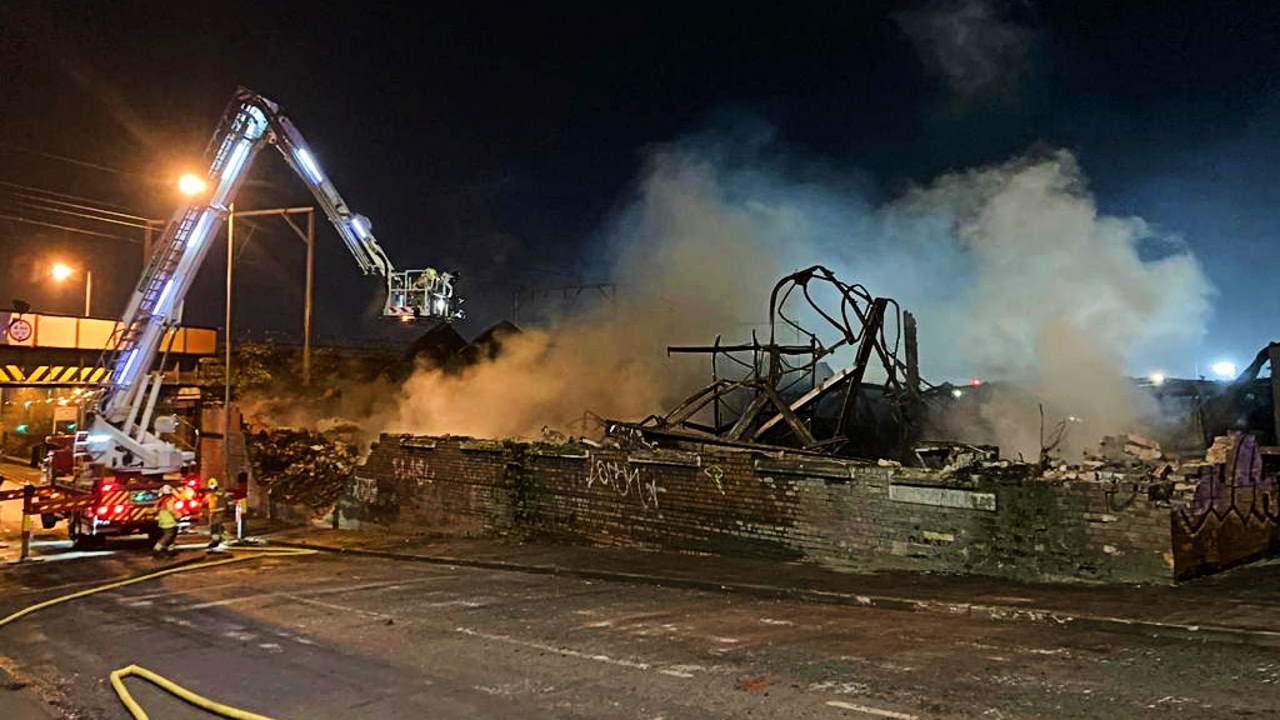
[100,482,117,493]
[113,504,125,515]
[186,478,199,488]
[175,499,186,512]
[95,506,109,517]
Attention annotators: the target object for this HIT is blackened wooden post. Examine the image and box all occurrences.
[904,311,920,397]
[1270,343,1280,446]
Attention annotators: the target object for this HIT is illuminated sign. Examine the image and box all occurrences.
[6,318,32,342]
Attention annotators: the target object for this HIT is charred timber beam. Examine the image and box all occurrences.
[667,343,814,355]
[605,420,835,457]
[1271,344,1280,446]
[904,311,919,396]
[837,297,888,440]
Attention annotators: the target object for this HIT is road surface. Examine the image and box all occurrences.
[2,541,1279,719]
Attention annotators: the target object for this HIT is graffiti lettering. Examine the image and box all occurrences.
[352,475,379,504]
[393,456,436,488]
[586,459,661,509]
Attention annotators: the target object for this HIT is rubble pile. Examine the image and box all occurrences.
[246,426,360,510]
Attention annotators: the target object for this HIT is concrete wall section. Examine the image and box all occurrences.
[344,434,1201,583]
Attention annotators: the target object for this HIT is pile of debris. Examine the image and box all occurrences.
[246,426,360,511]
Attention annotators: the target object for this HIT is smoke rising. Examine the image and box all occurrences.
[381,150,789,438]
[382,138,1213,460]
[894,0,1034,100]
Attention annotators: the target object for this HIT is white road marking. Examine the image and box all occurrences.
[826,700,918,719]
[281,594,393,620]
[184,577,444,610]
[455,626,694,679]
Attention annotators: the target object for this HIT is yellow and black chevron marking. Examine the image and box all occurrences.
[0,365,110,385]
[0,485,58,502]
[31,495,98,514]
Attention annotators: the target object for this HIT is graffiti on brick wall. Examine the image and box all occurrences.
[586,458,661,509]
[703,465,726,495]
[393,456,436,489]
[352,475,379,504]
[1177,434,1279,535]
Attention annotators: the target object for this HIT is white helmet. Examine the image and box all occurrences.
[160,484,173,496]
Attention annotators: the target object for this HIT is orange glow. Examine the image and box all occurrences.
[178,173,207,196]
[50,262,74,282]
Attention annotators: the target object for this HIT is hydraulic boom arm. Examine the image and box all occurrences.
[81,88,462,475]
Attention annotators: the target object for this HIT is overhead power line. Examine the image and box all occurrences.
[0,212,136,241]
[0,179,138,212]
[4,197,152,230]
[0,141,135,176]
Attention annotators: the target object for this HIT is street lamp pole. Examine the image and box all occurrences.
[83,270,92,317]
[223,202,234,483]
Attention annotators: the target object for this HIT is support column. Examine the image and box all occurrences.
[303,209,314,385]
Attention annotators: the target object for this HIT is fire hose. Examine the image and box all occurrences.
[0,545,317,719]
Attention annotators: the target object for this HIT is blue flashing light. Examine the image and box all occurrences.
[15,423,29,434]
[153,278,177,317]
[118,348,140,384]
[221,139,252,183]
[186,209,217,252]
[294,148,324,184]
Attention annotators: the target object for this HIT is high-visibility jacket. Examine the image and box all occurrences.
[206,488,227,515]
[156,496,178,529]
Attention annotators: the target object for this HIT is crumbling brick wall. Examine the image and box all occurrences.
[345,434,1216,583]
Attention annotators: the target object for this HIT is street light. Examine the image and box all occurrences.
[49,261,92,316]
[178,173,207,196]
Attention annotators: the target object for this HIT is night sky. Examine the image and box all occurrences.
[2,1,1279,373]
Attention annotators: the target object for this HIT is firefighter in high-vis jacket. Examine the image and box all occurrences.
[153,485,178,555]
[205,477,228,551]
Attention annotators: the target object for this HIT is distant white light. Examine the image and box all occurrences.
[1211,361,1237,379]
[950,389,963,399]
[1148,372,1166,386]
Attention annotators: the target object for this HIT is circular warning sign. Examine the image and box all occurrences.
[7,318,32,342]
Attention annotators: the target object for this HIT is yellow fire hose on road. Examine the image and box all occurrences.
[0,545,317,720]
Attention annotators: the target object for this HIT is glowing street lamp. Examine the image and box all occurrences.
[178,173,208,196]
[50,261,92,316]
[50,262,73,283]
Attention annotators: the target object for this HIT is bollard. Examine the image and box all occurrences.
[20,484,34,561]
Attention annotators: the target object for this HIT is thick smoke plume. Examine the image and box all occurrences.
[382,140,1213,461]
[381,152,787,438]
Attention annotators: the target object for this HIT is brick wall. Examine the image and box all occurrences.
[342,433,1276,583]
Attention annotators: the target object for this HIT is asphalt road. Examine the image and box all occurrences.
[2,544,1279,720]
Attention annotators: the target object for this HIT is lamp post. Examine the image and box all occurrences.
[49,262,92,316]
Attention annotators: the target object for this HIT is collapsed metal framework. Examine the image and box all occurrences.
[615,266,926,457]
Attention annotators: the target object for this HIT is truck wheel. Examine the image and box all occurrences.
[69,514,103,550]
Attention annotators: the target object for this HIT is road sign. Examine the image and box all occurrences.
[6,318,32,342]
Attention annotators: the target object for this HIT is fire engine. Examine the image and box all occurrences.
[43,88,464,547]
